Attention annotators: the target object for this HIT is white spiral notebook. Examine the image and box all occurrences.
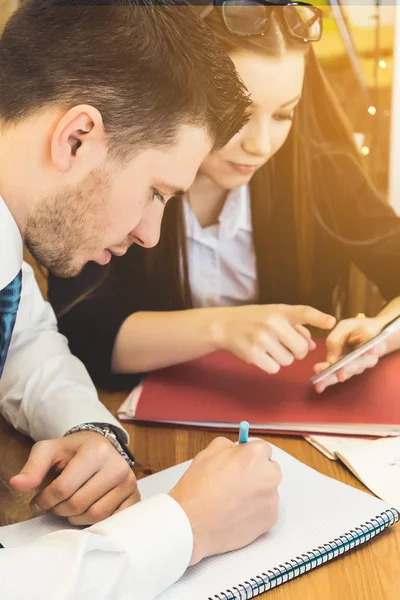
[0,445,398,599]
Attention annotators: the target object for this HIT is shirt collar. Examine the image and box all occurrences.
[184,184,252,243]
[0,196,23,289]
[218,185,252,240]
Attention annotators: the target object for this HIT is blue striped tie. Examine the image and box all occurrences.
[0,270,22,379]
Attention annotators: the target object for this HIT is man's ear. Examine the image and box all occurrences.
[50,104,107,173]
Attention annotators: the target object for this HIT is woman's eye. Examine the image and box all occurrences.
[273,113,294,123]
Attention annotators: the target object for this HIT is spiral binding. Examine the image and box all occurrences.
[210,508,399,600]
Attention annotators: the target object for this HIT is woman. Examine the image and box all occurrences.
[48,3,400,393]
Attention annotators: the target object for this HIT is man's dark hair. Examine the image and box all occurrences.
[0,0,250,155]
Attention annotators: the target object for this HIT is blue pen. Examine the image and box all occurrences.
[238,420,249,444]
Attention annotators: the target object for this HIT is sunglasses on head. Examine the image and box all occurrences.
[212,0,323,43]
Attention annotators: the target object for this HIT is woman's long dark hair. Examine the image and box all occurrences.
[251,48,363,309]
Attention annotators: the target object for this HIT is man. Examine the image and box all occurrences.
[0,1,335,598]
[0,0,250,523]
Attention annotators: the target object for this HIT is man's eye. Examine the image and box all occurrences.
[152,188,167,205]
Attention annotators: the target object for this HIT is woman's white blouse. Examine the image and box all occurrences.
[184,185,258,308]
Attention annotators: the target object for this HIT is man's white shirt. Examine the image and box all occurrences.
[0,196,192,599]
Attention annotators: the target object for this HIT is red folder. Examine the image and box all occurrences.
[134,341,400,436]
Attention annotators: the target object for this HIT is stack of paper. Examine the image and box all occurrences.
[305,435,400,509]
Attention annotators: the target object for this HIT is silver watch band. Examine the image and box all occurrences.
[65,423,135,468]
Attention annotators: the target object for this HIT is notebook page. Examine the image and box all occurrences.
[138,445,393,600]
[0,514,77,548]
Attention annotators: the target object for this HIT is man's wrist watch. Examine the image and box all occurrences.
[65,423,135,468]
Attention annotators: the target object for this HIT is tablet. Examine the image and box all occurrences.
[310,314,400,385]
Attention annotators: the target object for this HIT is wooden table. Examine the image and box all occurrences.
[1,390,399,599]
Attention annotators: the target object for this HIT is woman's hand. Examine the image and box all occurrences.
[211,304,335,374]
[312,316,388,393]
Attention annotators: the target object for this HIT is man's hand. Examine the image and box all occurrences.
[313,316,388,393]
[9,431,140,525]
[169,437,281,565]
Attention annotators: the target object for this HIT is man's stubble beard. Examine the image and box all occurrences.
[25,169,110,278]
